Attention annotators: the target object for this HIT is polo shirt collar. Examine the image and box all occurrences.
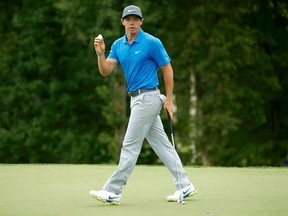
[123,28,144,44]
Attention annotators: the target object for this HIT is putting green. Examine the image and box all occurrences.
[0,165,287,216]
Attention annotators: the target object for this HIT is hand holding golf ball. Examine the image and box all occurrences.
[96,34,103,40]
[94,34,105,56]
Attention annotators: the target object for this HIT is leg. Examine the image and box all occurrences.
[146,115,191,190]
[103,119,145,194]
[103,92,161,194]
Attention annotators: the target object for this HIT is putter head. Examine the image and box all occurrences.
[177,195,185,205]
[177,199,186,205]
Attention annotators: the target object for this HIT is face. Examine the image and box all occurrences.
[121,15,144,35]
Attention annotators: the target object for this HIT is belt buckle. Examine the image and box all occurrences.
[128,89,144,97]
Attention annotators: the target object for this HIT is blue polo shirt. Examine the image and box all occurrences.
[108,29,171,92]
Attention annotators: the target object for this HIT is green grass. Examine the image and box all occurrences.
[0,165,287,216]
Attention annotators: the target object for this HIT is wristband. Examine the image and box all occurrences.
[96,50,105,56]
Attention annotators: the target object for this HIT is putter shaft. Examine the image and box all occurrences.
[166,111,184,205]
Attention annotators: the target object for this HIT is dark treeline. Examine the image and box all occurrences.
[1,0,287,166]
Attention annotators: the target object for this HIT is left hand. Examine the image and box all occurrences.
[164,99,174,120]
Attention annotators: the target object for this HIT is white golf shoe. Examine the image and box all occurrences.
[89,189,121,205]
[166,184,197,202]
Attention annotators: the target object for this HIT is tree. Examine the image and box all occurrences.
[0,0,126,163]
[1,0,287,166]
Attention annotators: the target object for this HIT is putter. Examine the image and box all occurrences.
[166,111,185,205]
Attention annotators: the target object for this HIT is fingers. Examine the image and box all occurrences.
[167,110,174,120]
[94,36,105,53]
[164,100,174,120]
[94,34,103,43]
[94,37,102,47]
[165,106,174,120]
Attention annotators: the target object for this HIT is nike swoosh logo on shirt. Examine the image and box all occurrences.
[135,51,141,54]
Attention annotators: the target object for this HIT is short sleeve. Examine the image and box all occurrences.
[151,39,171,67]
[108,41,118,61]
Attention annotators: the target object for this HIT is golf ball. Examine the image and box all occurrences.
[96,34,103,40]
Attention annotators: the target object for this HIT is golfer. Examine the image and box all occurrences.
[90,5,196,204]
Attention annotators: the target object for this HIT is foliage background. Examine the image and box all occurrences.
[1,0,287,166]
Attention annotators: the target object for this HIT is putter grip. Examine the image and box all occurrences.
[166,111,174,134]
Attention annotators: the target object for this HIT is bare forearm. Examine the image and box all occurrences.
[97,55,113,77]
[161,63,175,119]
[162,64,174,101]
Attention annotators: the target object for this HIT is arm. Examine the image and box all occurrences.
[161,62,174,120]
[98,56,117,77]
[94,36,117,77]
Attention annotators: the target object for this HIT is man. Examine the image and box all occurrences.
[90,5,196,205]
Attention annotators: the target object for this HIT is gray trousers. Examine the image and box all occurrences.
[103,90,191,194]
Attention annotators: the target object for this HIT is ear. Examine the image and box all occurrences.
[140,18,144,26]
[121,19,125,26]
